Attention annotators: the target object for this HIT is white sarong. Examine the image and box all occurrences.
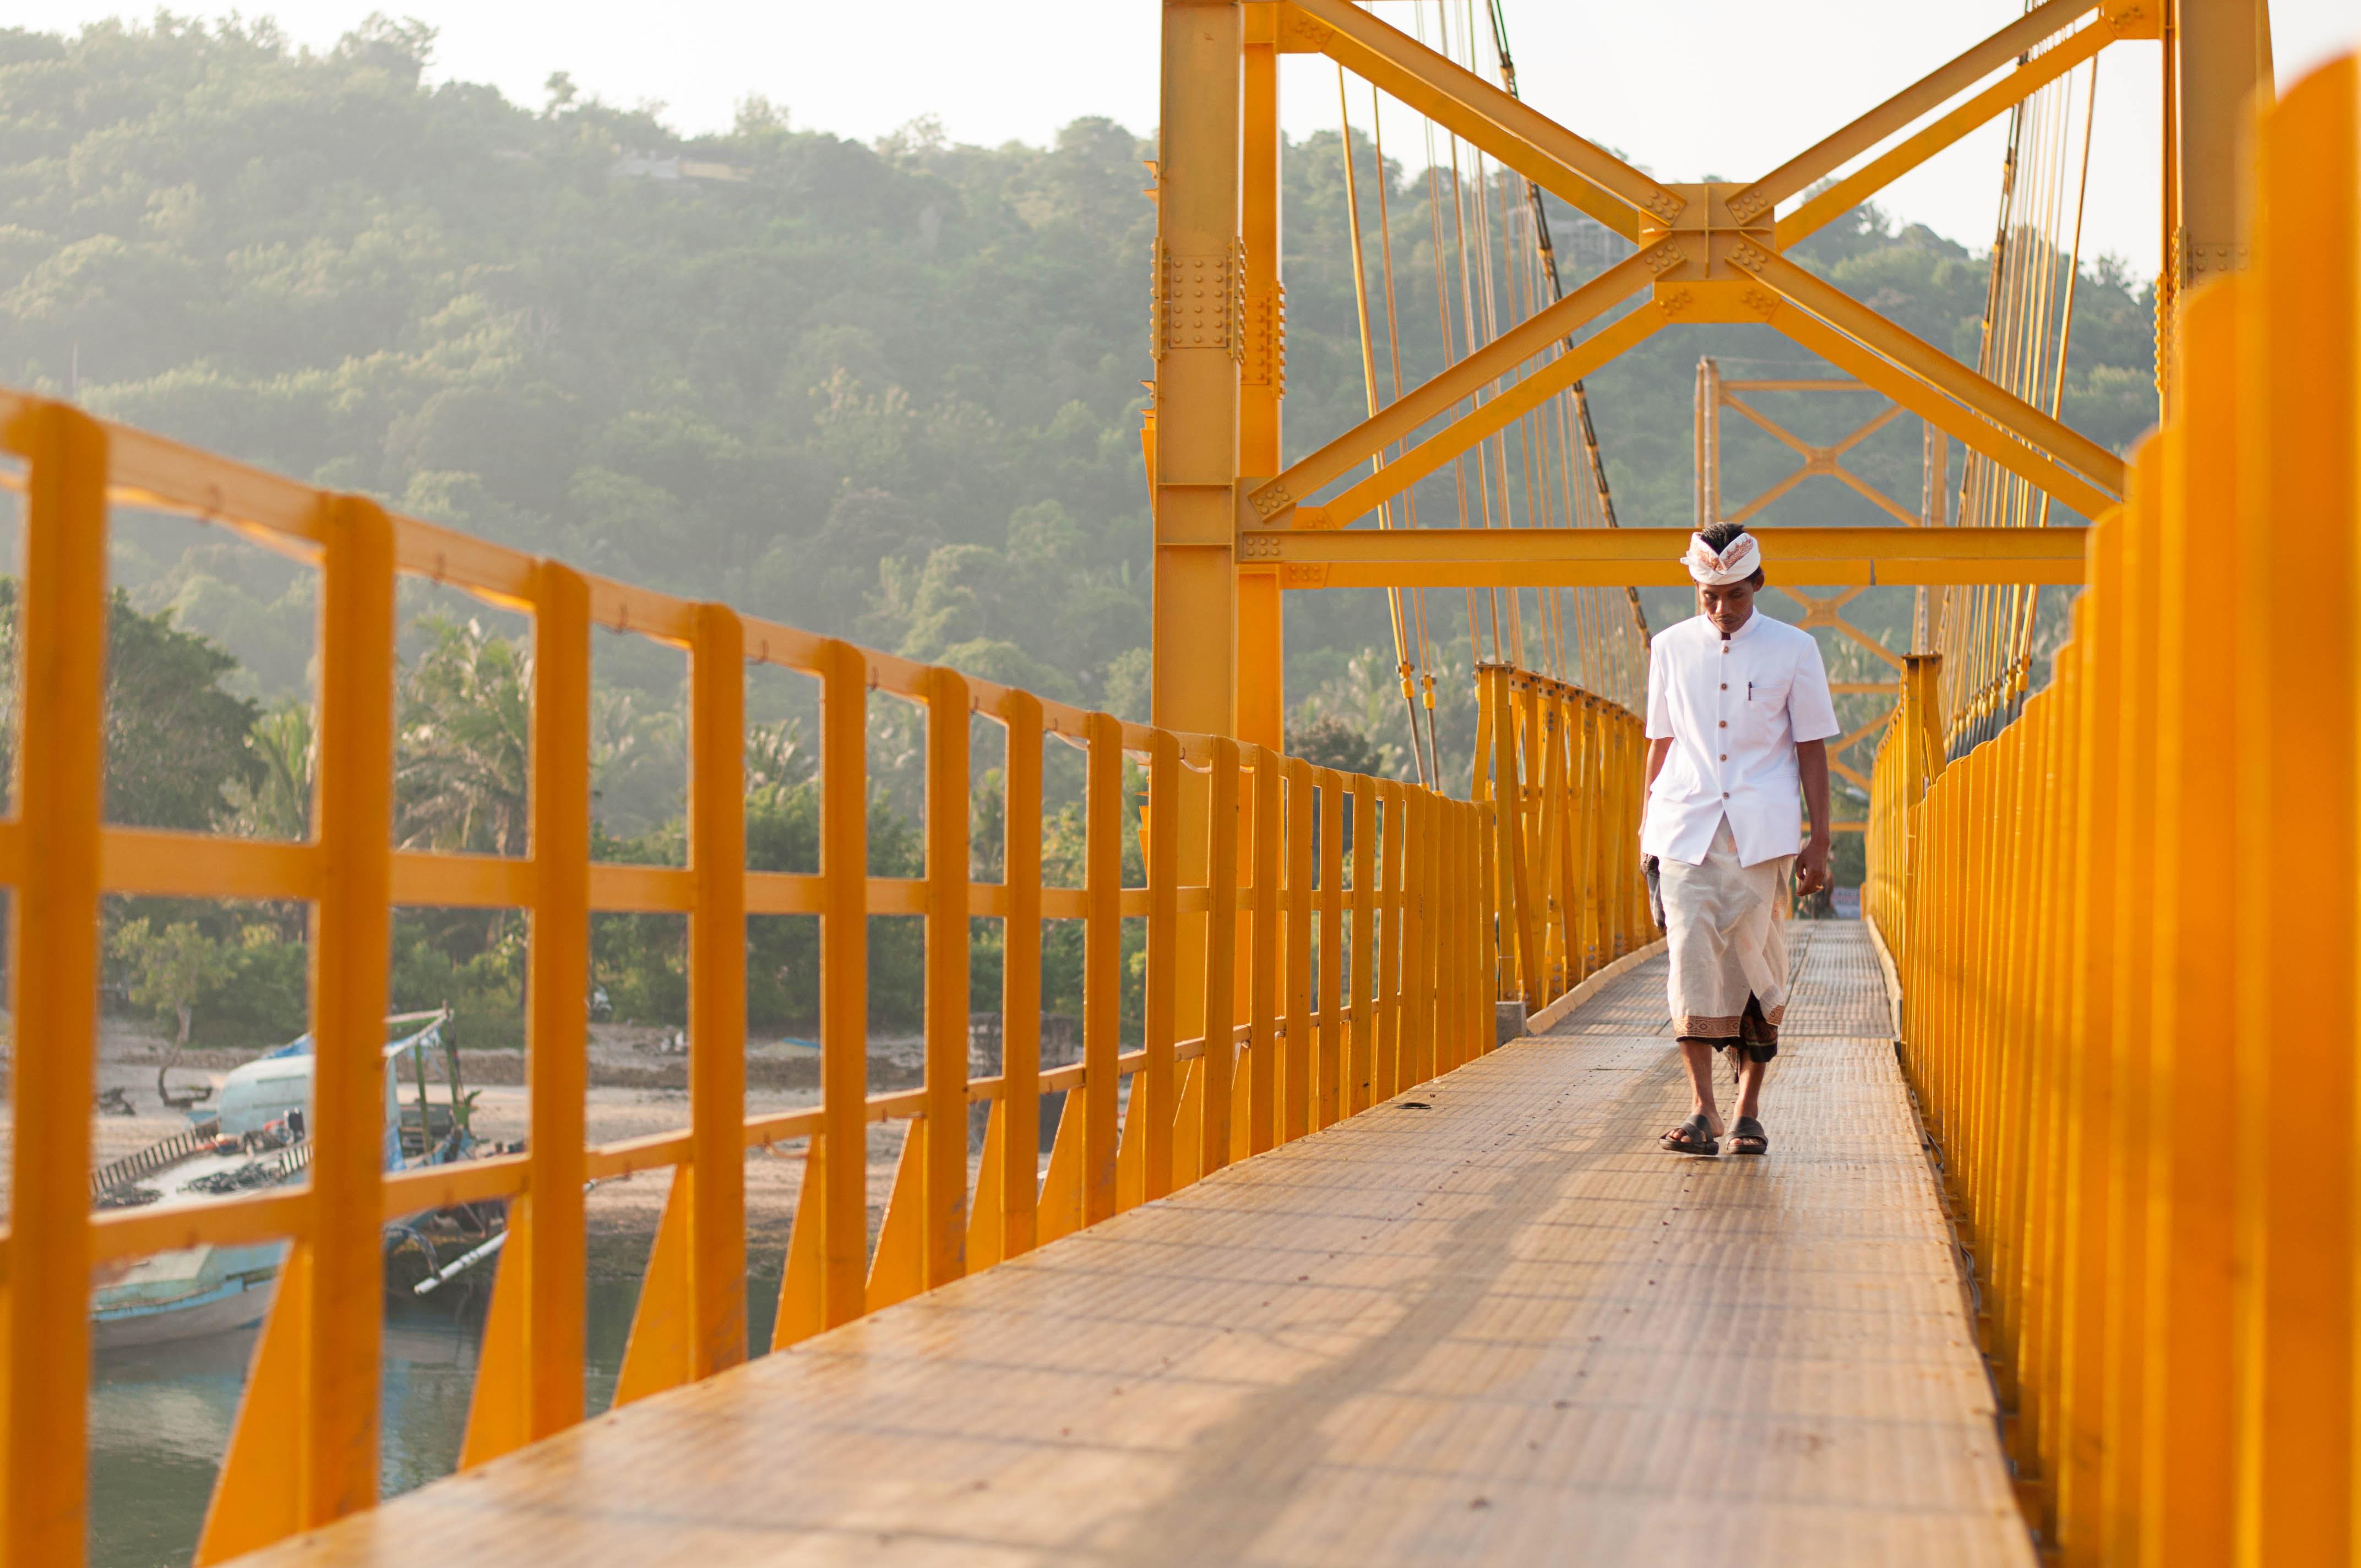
[1661,818,1791,1054]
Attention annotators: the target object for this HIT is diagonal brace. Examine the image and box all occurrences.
[1728,0,2105,222]
[1283,0,1683,241]
[1761,306,2119,522]
[1775,18,2118,247]
[1732,244,2128,498]
[1293,307,1669,530]
[1249,244,1670,522]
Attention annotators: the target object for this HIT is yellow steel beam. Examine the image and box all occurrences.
[1248,242,1670,524]
[1277,0,1683,241]
[1754,297,2123,521]
[1242,525,2087,589]
[1727,0,2107,223]
[1776,19,2118,248]
[1731,244,2129,498]
[1292,305,1668,530]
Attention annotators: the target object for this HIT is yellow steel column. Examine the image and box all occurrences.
[1156,0,1244,1190]
[2231,62,2355,1567]
[529,561,591,1432]
[1152,0,1242,734]
[924,668,972,1284]
[1234,7,1283,751]
[1,400,107,1565]
[1083,712,1124,1221]
[2166,0,2271,318]
[688,603,748,1374]
[819,639,870,1327]
[2140,279,2240,1567]
[307,492,399,1525]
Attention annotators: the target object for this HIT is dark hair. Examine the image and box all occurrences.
[1697,521,1766,587]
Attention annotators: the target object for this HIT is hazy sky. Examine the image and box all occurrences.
[20,2,2357,276]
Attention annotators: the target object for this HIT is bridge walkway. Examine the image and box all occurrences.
[250,922,2029,1567]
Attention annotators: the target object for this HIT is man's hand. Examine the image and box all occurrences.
[1796,837,1831,897]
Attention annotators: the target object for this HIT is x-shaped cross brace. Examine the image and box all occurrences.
[1245,0,2155,537]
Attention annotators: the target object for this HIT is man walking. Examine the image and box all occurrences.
[1643,523,1837,1157]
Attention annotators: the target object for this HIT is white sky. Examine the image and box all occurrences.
[18,2,2359,276]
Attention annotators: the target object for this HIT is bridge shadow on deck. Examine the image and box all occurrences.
[251,923,2028,1568]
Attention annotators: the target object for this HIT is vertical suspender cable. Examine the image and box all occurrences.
[1367,82,1450,787]
[1337,72,1434,787]
[1486,0,1649,665]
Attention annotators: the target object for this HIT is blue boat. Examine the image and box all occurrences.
[91,1010,478,1350]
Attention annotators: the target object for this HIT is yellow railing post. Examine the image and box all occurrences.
[999,692,1045,1254]
[1082,712,1124,1222]
[2,399,107,1567]
[1282,756,1315,1141]
[688,602,748,1374]
[1245,744,1281,1154]
[1199,737,1241,1174]
[1376,779,1406,1098]
[460,557,592,1466]
[1315,767,1345,1128]
[2055,510,2124,1559]
[1143,730,1181,1200]
[1348,774,1378,1113]
[924,667,972,1284]
[310,493,401,1522]
[2139,276,2241,1567]
[2097,446,2167,1560]
[2231,58,2357,1565]
[818,638,869,1329]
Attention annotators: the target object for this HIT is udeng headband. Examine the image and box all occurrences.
[1683,530,1761,587]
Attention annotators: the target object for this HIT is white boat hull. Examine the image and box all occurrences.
[94,1271,276,1352]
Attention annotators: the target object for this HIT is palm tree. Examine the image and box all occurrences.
[396,616,531,858]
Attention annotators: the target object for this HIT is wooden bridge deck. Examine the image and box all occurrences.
[249,922,2030,1567]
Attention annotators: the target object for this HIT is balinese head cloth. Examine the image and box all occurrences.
[1682,530,1761,587]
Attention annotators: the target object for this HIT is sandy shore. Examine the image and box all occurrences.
[57,1021,1004,1275]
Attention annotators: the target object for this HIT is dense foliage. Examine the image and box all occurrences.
[0,15,2159,1045]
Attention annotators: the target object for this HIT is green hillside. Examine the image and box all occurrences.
[0,15,2157,1042]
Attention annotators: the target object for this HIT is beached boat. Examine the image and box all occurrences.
[91,1011,482,1350]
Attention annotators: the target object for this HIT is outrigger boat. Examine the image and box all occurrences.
[90,1009,495,1350]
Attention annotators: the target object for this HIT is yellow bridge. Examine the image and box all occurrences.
[5,3,2353,1565]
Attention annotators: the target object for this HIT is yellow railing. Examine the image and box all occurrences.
[1865,55,2358,1566]
[1473,663,1651,1009]
[0,380,1643,1563]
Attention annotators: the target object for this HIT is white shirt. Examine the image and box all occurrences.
[1642,611,1840,867]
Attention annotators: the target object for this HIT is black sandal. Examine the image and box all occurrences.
[1729,1116,1768,1156]
[1660,1113,1719,1156]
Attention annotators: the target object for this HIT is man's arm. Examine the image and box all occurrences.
[1796,738,1831,895]
[1646,736,1672,789]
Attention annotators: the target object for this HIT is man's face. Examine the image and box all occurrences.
[1699,577,1759,638]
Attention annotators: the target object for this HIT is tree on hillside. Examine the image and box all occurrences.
[396,615,530,857]
[111,917,236,1105]
[0,581,262,829]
